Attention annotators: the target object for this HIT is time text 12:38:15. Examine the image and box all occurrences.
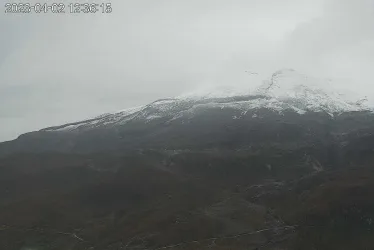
[4,3,112,14]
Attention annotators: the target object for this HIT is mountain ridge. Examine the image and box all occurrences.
[41,69,370,133]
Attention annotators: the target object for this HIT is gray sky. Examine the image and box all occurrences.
[0,0,373,142]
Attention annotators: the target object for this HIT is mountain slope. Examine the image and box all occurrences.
[2,70,374,250]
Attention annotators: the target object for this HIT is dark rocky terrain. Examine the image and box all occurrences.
[1,107,374,249]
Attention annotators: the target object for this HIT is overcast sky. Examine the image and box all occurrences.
[0,0,373,142]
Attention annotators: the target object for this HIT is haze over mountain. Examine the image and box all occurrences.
[0,69,372,157]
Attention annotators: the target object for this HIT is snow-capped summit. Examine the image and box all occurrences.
[253,68,369,114]
[42,69,371,133]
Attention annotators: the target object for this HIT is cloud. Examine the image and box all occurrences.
[279,0,374,82]
[0,0,373,141]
